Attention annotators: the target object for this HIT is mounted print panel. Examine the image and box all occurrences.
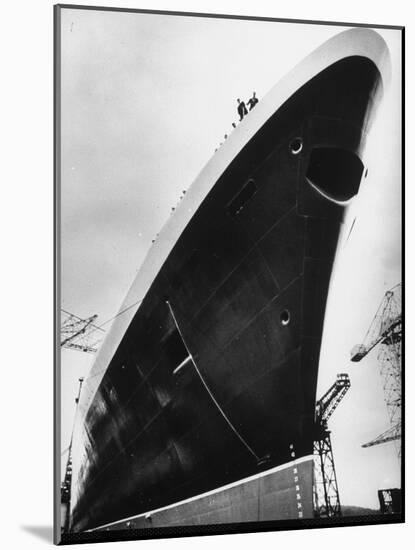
[54,5,403,545]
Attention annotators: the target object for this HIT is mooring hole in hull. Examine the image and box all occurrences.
[306,147,364,203]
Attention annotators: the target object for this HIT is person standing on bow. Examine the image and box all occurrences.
[247,91,259,111]
[237,98,248,121]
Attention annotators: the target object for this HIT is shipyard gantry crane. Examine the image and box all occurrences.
[350,283,402,455]
[61,377,84,532]
[61,309,105,354]
[313,373,351,518]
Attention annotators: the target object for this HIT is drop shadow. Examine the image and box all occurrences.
[21,525,53,543]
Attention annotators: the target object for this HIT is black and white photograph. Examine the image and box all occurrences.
[55,5,403,545]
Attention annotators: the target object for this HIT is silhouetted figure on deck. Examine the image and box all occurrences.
[237,98,248,121]
[247,91,258,111]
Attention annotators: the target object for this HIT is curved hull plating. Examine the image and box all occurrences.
[69,30,389,531]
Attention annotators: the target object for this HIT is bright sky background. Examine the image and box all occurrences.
[60,8,402,511]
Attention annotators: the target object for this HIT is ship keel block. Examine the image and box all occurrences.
[92,457,314,531]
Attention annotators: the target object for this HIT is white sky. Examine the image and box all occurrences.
[60,8,402,511]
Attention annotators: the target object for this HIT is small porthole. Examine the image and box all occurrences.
[289,138,303,155]
[280,310,290,326]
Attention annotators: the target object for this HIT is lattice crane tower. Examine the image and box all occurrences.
[313,373,351,518]
[350,283,402,454]
[61,309,105,354]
